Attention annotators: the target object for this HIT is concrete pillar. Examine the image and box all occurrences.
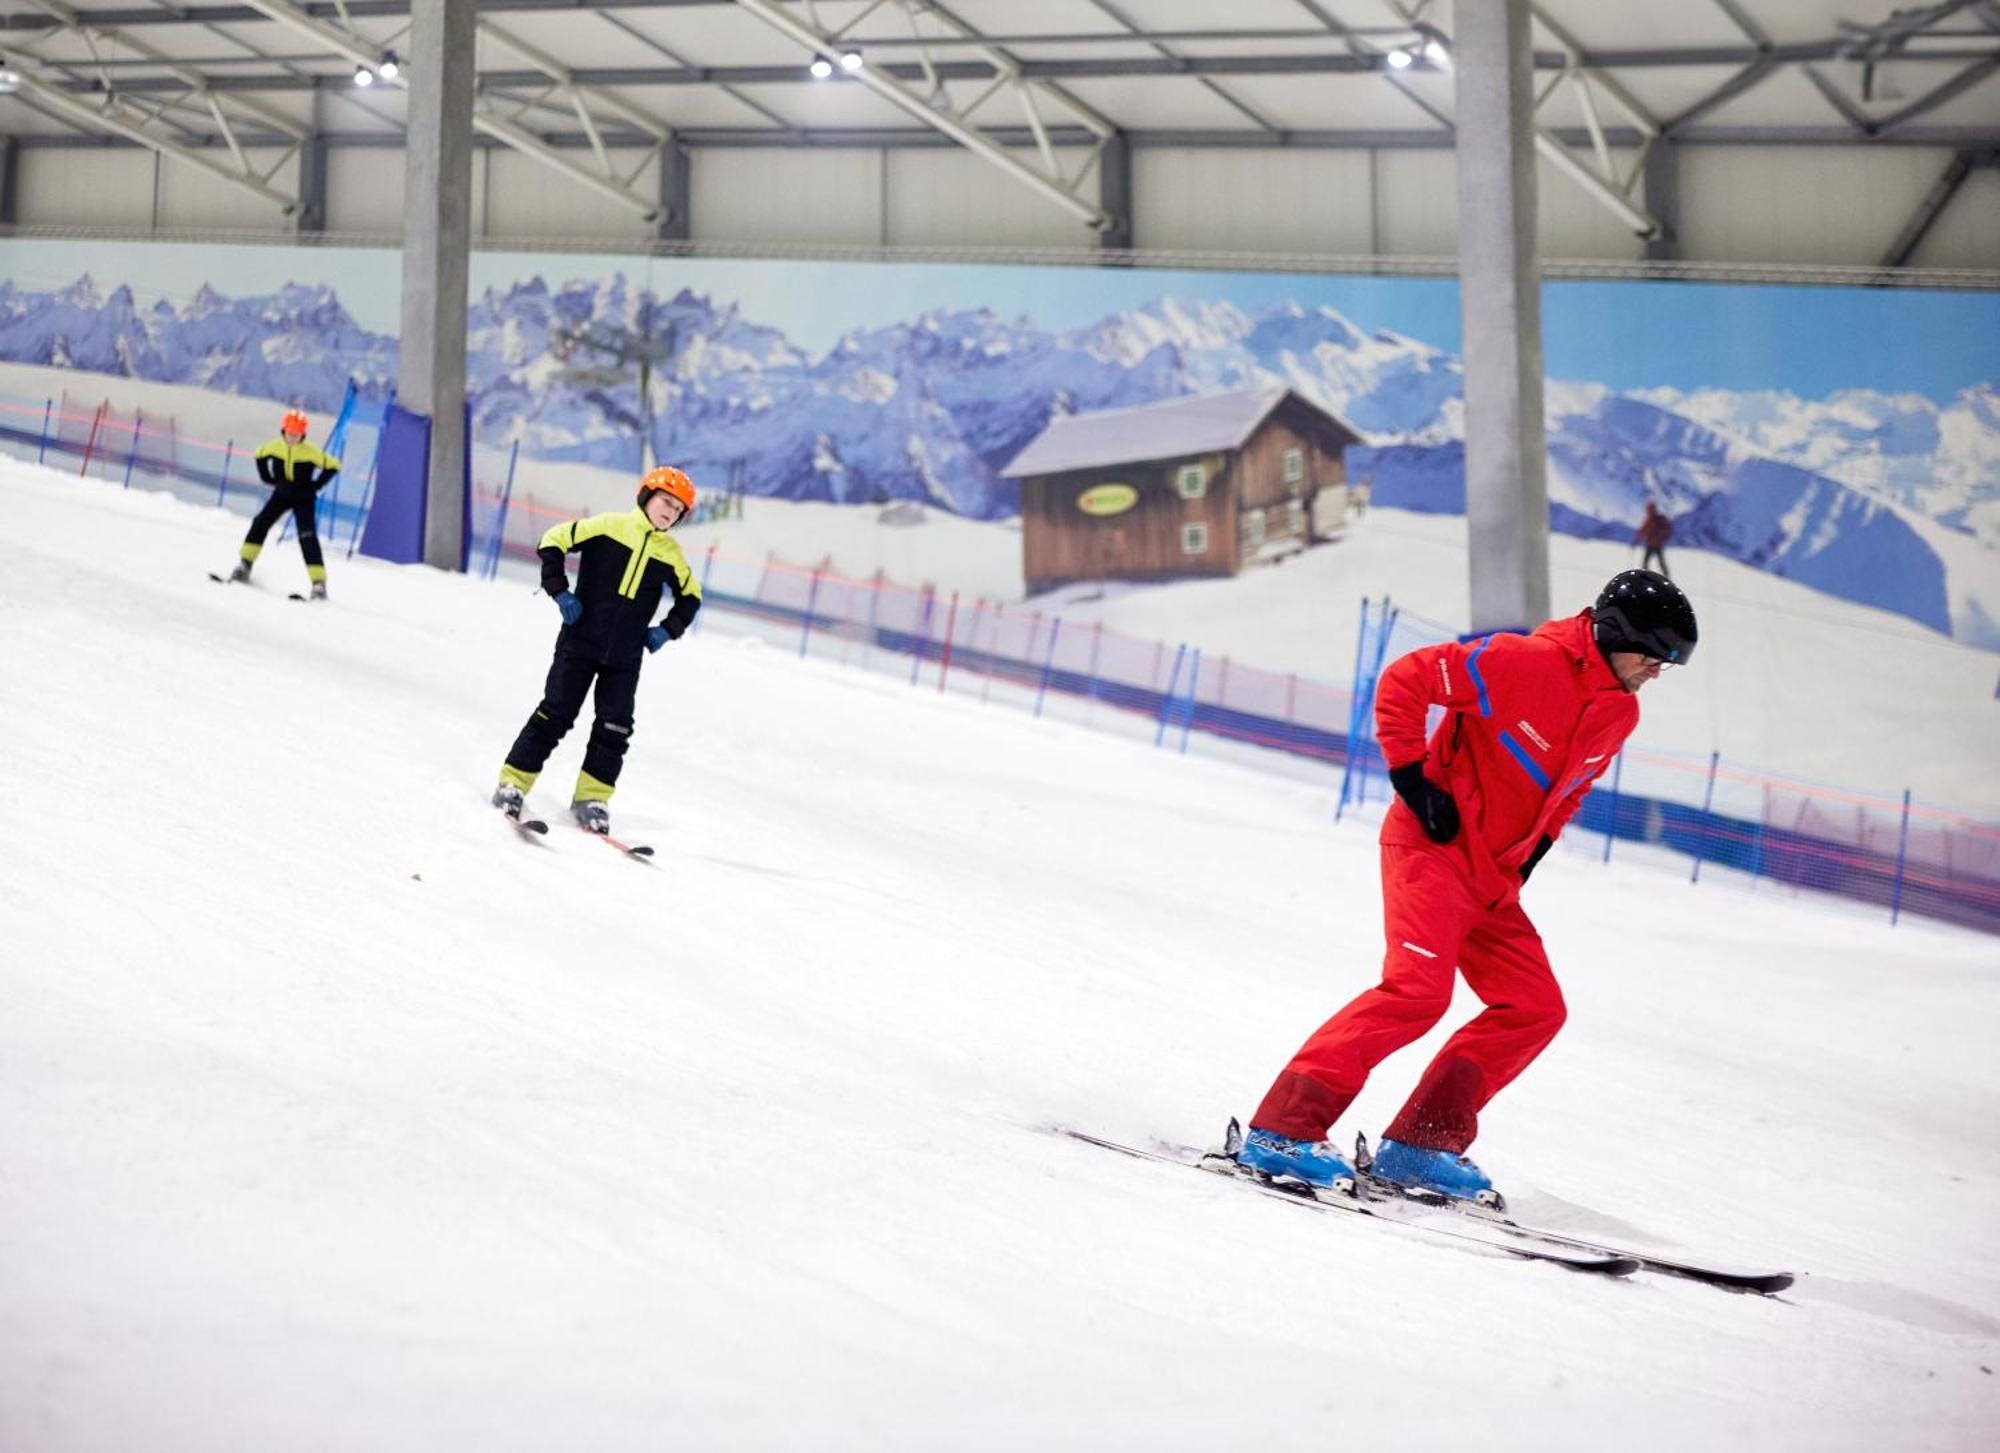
[298,132,329,237]
[398,0,477,572]
[658,138,690,242]
[1454,0,1549,633]
[0,135,16,228]
[1643,141,1679,261]
[1098,132,1132,252]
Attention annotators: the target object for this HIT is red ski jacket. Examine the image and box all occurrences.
[1376,610,1639,909]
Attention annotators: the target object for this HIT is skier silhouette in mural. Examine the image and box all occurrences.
[223,408,341,600]
[1634,500,1673,578]
[492,465,703,837]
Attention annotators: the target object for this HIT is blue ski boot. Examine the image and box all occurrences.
[1234,1126,1355,1189]
[1368,1138,1496,1203]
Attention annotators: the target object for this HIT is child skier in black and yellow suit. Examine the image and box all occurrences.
[228,408,341,599]
[493,466,702,834]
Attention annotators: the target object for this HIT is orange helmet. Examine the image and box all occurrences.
[281,408,309,436]
[637,465,696,521]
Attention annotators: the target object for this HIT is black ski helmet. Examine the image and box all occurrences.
[1592,570,1698,665]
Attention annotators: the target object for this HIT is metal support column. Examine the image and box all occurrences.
[398,0,477,572]
[1643,140,1679,261]
[1099,131,1133,252]
[658,139,690,242]
[1454,0,1549,634]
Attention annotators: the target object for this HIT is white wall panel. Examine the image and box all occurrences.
[16,148,154,228]
[690,148,881,246]
[1375,149,1458,257]
[155,149,298,231]
[1676,146,1951,266]
[1909,165,2000,271]
[886,148,1095,248]
[483,147,657,242]
[1536,148,1647,261]
[1132,148,1373,255]
[324,147,404,236]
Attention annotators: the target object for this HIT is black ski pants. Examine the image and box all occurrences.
[505,648,640,794]
[1641,545,1669,577]
[244,482,325,570]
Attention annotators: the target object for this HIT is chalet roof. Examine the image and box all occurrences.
[1001,387,1360,479]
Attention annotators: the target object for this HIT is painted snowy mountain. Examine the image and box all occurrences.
[1,271,1994,647]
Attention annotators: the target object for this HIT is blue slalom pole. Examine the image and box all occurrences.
[217,440,233,506]
[1154,644,1188,748]
[1890,788,1912,926]
[1034,618,1063,718]
[1178,647,1202,754]
[1601,752,1624,864]
[1690,750,1721,884]
[36,398,50,464]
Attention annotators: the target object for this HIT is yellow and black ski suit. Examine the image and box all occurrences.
[500,507,703,805]
[239,435,341,582]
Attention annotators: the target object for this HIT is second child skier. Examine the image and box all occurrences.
[492,465,703,833]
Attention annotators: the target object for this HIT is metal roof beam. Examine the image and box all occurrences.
[1873,54,2000,134]
[15,124,2000,153]
[725,0,1109,230]
[0,44,298,211]
[1880,147,1981,265]
[235,0,665,220]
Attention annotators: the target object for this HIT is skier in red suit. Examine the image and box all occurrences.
[1235,570,1699,1200]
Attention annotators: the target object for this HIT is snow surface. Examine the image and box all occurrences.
[3,468,1999,1452]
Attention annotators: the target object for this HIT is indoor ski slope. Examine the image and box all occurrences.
[2,466,1996,1452]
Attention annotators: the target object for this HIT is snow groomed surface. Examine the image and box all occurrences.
[3,466,1998,1451]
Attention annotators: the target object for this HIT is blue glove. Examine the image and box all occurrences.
[645,624,670,654]
[554,591,582,626]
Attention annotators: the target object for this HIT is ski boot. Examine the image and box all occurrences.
[309,580,327,601]
[227,560,252,584]
[492,783,527,820]
[1233,1124,1356,1191]
[1366,1137,1503,1209]
[572,800,611,835]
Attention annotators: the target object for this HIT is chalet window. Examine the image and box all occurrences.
[1175,462,1207,499]
[1283,447,1305,484]
[1287,500,1305,535]
[1244,509,1266,548]
[1181,523,1209,555]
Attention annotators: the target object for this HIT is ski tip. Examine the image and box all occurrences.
[518,819,550,835]
[207,572,228,583]
[627,844,656,858]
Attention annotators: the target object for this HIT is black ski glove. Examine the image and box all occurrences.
[1389,762,1459,845]
[1519,834,1555,883]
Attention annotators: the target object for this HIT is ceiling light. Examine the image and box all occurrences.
[808,54,834,80]
[353,64,375,87]
[1385,47,1414,70]
[839,49,864,72]
[1423,39,1449,66]
[378,53,400,81]
[0,70,20,95]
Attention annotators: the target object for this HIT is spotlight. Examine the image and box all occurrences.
[378,53,400,81]
[1385,47,1413,70]
[1423,39,1448,66]
[838,49,864,72]
[808,54,834,79]
[0,70,20,96]
[354,64,376,86]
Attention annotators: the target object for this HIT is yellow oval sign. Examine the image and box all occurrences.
[1077,483,1139,517]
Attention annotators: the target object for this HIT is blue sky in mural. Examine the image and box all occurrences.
[4,236,1996,403]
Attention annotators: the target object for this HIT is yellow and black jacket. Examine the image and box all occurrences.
[254,436,341,491]
[539,508,703,663]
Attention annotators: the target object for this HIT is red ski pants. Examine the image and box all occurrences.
[1250,845,1567,1154]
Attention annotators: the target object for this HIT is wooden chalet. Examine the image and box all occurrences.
[1003,387,1364,596]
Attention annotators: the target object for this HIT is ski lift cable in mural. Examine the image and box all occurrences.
[549,317,678,472]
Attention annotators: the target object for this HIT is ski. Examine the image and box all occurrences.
[578,827,653,859]
[1348,1135,1795,1296]
[507,814,550,837]
[1055,1126,1639,1278]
